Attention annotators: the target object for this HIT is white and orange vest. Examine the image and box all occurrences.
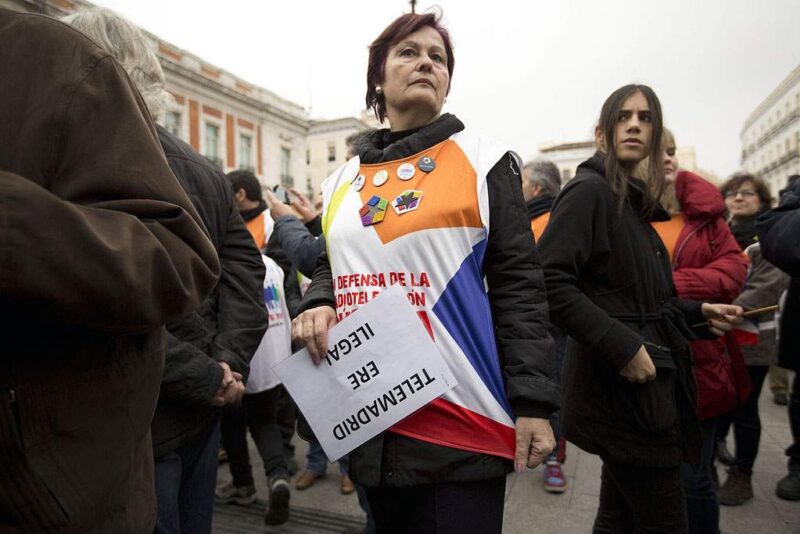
[246,255,292,394]
[320,130,516,459]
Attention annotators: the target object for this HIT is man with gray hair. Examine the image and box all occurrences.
[65,7,268,532]
[0,8,220,534]
[522,158,563,240]
[521,157,569,494]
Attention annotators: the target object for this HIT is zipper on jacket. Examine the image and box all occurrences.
[672,219,712,268]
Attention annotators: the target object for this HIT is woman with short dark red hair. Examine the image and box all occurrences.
[293,11,559,533]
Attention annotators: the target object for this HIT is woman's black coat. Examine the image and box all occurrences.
[539,153,706,467]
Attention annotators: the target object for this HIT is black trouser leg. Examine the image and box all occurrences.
[681,418,719,534]
[220,404,253,487]
[365,477,505,534]
[244,387,289,481]
[732,365,769,472]
[787,371,800,467]
[276,386,296,459]
[593,460,687,534]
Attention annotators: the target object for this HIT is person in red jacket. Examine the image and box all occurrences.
[650,129,749,534]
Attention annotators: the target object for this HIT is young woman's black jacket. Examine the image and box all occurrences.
[539,153,708,468]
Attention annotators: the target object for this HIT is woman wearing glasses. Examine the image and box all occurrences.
[715,174,791,505]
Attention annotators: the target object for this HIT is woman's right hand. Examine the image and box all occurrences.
[620,345,657,383]
[291,306,337,365]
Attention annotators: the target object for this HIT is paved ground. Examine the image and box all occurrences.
[215,380,800,533]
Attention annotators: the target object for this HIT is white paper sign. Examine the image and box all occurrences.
[273,285,457,461]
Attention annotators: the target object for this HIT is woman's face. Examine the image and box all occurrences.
[600,90,653,169]
[724,180,763,217]
[381,26,450,123]
[664,143,679,183]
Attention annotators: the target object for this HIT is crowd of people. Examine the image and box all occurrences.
[1,5,798,534]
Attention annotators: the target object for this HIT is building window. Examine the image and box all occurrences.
[204,123,220,164]
[238,134,253,170]
[281,147,293,187]
[562,168,572,181]
[165,111,181,137]
[327,142,336,162]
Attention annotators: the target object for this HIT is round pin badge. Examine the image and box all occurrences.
[417,156,436,173]
[397,163,416,181]
[372,170,389,187]
[352,174,366,192]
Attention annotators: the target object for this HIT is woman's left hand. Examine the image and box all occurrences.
[514,417,555,472]
[700,303,744,336]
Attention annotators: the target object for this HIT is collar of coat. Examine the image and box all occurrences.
[579,152,670,222]
[240,200,267,222]
[526,195,556,220]
[357,113,465,164]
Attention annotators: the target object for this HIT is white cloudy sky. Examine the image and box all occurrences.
[90,0,800,178]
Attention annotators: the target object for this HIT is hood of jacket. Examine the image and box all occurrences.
[674,170,725,220]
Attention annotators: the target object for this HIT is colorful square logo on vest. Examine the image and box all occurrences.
[359,195,388,226]
[392,190,423,215]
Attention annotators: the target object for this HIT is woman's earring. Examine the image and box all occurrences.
[375,85,383,95]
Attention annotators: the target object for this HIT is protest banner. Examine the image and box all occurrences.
[274,285,457,461]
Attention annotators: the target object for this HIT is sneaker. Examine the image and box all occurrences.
[265,478,291,525]
[543,461,568,494]
[716,439,735,467]
[776,467,800,501]
[718,466,753,506]
[774,393,789,406]
[215,481,256,506]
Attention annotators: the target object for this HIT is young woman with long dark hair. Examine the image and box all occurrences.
[538,84,742,532]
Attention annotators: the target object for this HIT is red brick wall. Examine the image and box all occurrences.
[189,100,199,150]
[226,114,236,168]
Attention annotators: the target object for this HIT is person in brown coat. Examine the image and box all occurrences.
[0,9,220,533]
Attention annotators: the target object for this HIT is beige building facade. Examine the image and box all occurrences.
[536,141,596,183]
[534,140,712,185]
[7,0,370,198]
[740,63,800,197]
[306,117,369,196]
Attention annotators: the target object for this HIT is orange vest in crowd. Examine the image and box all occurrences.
[651,214,685,264]
[246,214,266,249]
[530,212,551,241]
[245,211,274,250]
